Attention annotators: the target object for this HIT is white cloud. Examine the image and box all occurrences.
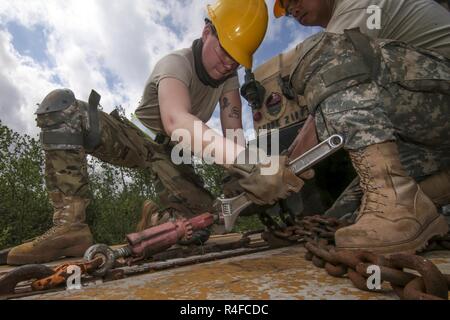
[0,29,58,134]
[265,0,283,42]
[0,0,319,141]
[0,0,207,136]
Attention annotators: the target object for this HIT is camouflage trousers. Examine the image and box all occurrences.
[41,109,216,218]
[315,82,450,176]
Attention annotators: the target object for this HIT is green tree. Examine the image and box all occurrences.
[0,120,51,249]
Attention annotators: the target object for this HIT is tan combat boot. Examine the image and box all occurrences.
[136,200,173,232]
[419,169,450,207]
[335,142,448,254]
[7,192,93,265]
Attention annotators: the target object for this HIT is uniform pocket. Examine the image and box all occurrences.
[380,41,450,95]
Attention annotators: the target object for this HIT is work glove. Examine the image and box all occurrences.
[221,173,244,198]
[226,148,313,206]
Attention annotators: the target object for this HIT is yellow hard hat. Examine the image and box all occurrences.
[207,0,269,69]
[274,0,286,18]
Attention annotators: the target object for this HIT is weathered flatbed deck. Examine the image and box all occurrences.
[12,245,450,300]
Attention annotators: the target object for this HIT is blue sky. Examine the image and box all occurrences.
[0,0,321,137]
[7,22,50,66]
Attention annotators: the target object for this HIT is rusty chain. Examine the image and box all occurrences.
[260,213,352,245]
[0,264,54,295]
[0,257,103,295]
[423,233,450,251]
[262,214,450,300]
[305,239,450,300]
[0,231,261,297]
[31,257,103,291]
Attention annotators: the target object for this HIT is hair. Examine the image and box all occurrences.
[204,18,218,36]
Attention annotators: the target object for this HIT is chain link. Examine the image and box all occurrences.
[31,257,104,291]
[305,239,450,300]
[262,214,450,300]
[0,257,104,295]
[260,213,352,243]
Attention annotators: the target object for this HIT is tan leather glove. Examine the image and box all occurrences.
[227,151,309,206]
[222,173,244,198]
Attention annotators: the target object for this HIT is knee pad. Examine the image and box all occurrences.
[36,89,101,151]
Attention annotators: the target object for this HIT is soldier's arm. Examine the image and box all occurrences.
[219,89,246,147]
[159,77,245,164]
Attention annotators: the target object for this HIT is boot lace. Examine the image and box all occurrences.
[33,225,62,245]
[33,212,70,245]
[350,149,387,216]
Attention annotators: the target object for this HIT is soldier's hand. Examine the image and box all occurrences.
[227,152,312,206]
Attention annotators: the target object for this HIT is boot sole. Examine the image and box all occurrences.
[337,214,449,255]
[6,242,92,266]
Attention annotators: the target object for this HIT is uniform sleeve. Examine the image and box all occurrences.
[151,53,193,88]
[221,73,240,94]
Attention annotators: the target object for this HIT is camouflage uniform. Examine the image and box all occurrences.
[290,31,450,218]
[37,97,216,220]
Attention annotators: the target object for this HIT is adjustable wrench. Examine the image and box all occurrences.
[219,134,345,232]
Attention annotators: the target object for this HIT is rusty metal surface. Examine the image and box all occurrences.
[17,246,450,300]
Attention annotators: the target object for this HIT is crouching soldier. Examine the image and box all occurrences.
[273,0,450,220]
[286,29,450,254]
[7,0,307,265]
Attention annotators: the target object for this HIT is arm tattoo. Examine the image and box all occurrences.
[229,106,241,119]
[221,97,231,111]
[221,97,240,119]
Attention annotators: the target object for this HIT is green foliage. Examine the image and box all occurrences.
[0,227,11,249]
[232,215,265,233]
[193,162,226,198]
[86,157,157,245]
[0,119,158,248]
